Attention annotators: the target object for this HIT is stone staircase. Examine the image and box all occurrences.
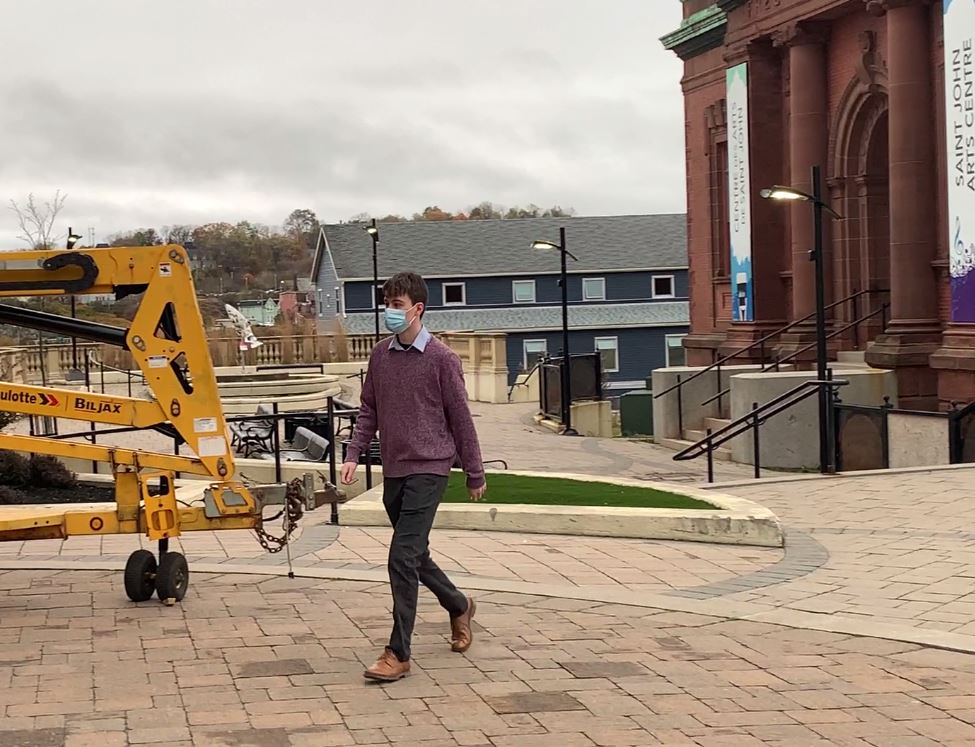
[655,350,885,463]
[657,416,734,461]
[834,350,871,369]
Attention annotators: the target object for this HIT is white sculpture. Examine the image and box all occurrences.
[224,304,263,371]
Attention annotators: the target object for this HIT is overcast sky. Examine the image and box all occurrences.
[0,1,685,247]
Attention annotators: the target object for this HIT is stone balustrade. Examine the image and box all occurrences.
[0,347,27,384]
[3,330,514,403]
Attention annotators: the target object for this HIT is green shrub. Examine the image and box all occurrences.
[0,411,21,431]
[28,455,76,489]
[0,450,30,486]
[0,485,26,504]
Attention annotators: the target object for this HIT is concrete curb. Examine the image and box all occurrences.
[338,470,784,548]
[706,462,975,490]
[6,557,975,655]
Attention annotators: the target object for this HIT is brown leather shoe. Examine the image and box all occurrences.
[363,649,410,682]
[450,596,476,653]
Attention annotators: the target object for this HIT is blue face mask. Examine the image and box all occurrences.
[384,305,416,334]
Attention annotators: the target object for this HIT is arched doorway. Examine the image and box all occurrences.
[829,39,890,347]
[856,108,890,342]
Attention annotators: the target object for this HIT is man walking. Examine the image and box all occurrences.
[341,271,485,682]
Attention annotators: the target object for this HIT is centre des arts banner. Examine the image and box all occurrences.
[727,62,753,322]
[946,0,975,322]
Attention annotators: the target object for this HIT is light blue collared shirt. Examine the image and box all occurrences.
[389,326,432,353]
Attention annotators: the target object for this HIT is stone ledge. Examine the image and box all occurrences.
[339,470,784,548]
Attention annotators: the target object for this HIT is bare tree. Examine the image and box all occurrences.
[8,191,68,249]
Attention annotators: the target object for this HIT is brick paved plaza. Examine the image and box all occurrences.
[2,404,975,745]
[7,571,975,747]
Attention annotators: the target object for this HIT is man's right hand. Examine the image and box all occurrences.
[341,461,358,485]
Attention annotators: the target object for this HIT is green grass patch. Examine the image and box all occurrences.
[442,472,716,510]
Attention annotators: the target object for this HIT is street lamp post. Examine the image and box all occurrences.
[760,165,841,474]
[365,219,380,343]
[66,227,83,375]
[810,167,830,475]
[531,227,578,436]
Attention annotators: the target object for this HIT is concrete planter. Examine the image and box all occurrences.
[340,470,783,548]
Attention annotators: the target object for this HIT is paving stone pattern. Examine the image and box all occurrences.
[10,450,975,641]
[7,400,975,742]
[725,470,975,633]
[5,571,975,746]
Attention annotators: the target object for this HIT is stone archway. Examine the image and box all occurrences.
[860,110,890,298]
[828,30,890,346]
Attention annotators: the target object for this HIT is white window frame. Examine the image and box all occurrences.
[652,274,676,299]
[372,283,385,309]
[666,334,687,367]
[594,336,620,374]
[512,279,536,304]
[582,277,606,302]
[522,339,548,370]
[442,281,467,306]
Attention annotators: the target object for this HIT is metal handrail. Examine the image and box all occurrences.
[773,302,889,371]
[674,378,848,480]
[507,360,542,401]
[699,302,889,408]
[674,380,836,460]
[949,400,975,464]
[653,288,887,401]
[85,348,143,379]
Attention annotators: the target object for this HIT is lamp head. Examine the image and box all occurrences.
[531,239,560,252]
[365,225,379,236]
[66,232,83,249]
[760,186,810,202]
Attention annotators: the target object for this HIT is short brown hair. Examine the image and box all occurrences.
[383,272,428,311]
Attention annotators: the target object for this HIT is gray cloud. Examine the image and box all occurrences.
[0,1,685,246]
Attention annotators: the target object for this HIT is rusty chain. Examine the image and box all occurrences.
[253,477,305,554]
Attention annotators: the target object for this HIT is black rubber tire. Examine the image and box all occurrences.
[124,549,157,603]
[156,552,189,602]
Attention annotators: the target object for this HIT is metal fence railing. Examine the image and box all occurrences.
[834,397,975,471]
[38,387,511,523]
[538,352,603,423]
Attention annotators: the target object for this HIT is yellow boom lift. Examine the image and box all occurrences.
[0,244,327,603]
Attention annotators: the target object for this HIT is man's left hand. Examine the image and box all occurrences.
[469,482,486,502]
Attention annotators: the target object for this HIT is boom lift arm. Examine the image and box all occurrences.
[0,244,322,603]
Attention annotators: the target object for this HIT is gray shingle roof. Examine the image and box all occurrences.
[313,214,686,280]
[332,301,688,335]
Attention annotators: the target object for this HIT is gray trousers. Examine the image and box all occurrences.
[383,474,467,661]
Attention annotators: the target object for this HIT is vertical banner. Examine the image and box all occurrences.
[727,62,753,322]
[945,0,975,322]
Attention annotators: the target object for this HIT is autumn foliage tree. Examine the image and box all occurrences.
[97,210,322,295]
[108,228,163,246]
[347,201,574,225]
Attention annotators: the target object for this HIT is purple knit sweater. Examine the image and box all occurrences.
[345,335,485,488]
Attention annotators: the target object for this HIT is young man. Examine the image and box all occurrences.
[341,271,486,682]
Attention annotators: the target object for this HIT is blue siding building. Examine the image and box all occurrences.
[311,214,689,397]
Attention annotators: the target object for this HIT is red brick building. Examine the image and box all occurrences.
[663,0,975,409]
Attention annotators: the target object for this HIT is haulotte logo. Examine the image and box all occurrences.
[0,389,59,407]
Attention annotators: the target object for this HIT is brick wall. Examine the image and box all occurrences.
[678,1,950,355]
[682,45,727,363]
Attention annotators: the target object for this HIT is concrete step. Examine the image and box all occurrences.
[837,350,866,364]
[704,417,732,432]
[656,436,734,462]
[834,350,874,369]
